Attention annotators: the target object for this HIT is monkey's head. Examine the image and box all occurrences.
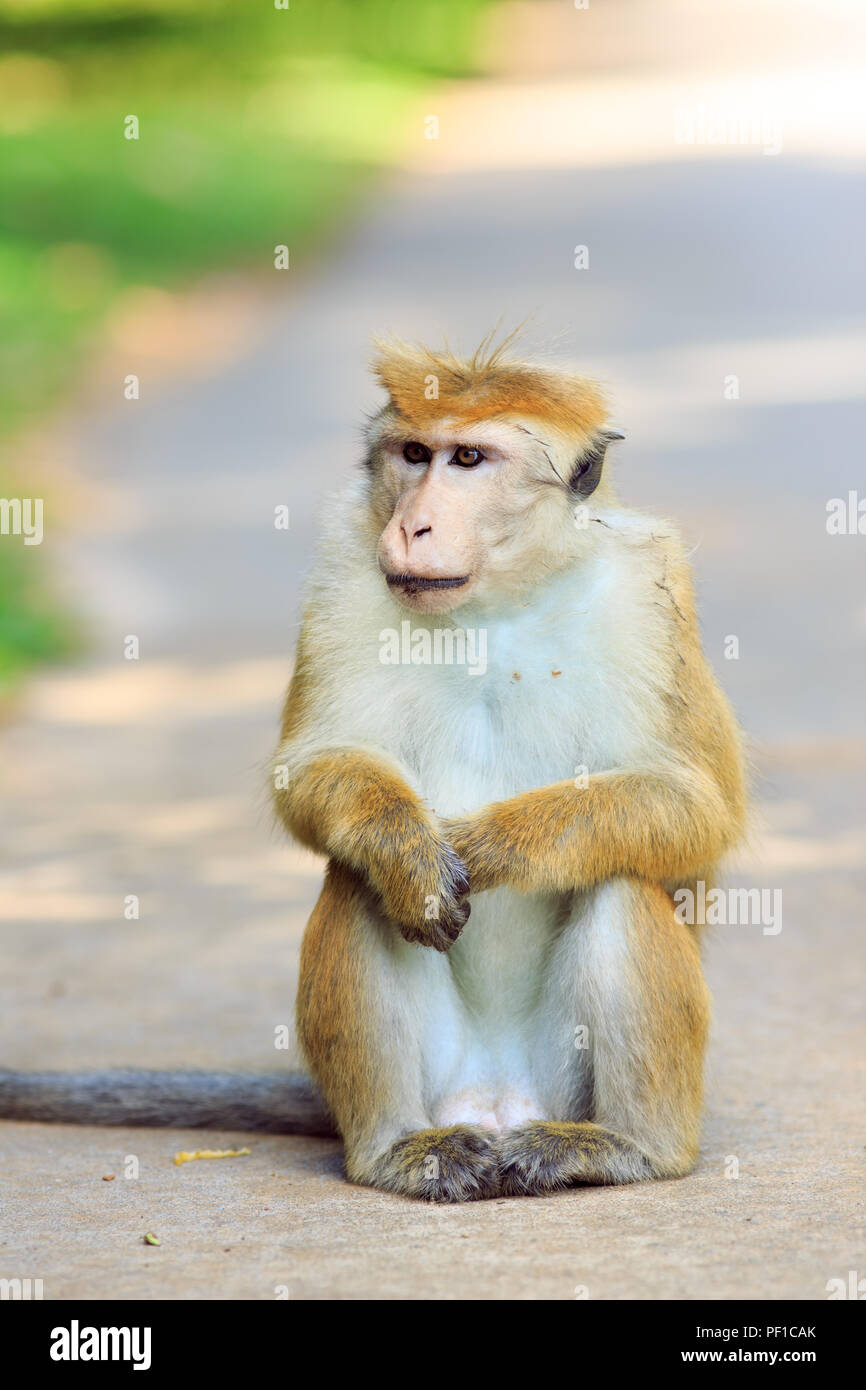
[366,336,624,614]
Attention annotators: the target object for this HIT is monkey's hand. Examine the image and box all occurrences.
[372,831,471,953]
[273,747,472,949]
[440,812,507,895]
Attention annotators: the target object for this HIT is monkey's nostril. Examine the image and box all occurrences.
[413,526,432,540]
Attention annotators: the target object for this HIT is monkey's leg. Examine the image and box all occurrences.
[500,878,710,1194]
[298,861,501,1203]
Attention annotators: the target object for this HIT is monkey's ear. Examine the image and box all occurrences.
[568,429,625,497]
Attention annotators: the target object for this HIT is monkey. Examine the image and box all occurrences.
[273,334,747,1200]
[0,335,746,1205]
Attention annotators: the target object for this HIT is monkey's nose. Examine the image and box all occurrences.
[402,522,432,548]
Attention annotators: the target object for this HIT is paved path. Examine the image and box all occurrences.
[1,0,864,1299]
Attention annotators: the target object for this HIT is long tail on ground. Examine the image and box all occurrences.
[0,1070,337,1136]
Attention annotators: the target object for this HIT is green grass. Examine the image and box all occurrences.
[0,0,493,688]
[0,507,79,689]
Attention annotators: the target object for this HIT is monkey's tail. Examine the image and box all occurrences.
[0,1069,337,1137]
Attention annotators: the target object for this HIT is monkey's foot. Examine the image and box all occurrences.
[370,1125,500,1202]
[498,1121,651,1194]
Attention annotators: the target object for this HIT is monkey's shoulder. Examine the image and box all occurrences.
[594,506,687,561]
[595,508,697,615]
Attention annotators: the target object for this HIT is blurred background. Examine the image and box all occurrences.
[0,0,490,681]
[1,0,864,1299]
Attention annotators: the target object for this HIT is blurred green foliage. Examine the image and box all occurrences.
[0,0,492,686]
[0,535,79,690]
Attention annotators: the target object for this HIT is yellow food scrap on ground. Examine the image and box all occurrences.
[173,1147,251,1166]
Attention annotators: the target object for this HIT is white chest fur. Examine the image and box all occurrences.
[326,550,660,818]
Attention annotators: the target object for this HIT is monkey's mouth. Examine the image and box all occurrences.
[386,573,470,594]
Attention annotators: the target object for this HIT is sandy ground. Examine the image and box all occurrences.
[1,0,864,1299]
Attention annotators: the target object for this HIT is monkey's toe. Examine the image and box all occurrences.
[371,1124,500,1202]
[498,1121,651,1195]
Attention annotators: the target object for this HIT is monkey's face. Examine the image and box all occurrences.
[371,418,588,614]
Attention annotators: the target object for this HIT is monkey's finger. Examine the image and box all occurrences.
[436,900,470,947]
[448,858,471,900]
[447,898,471,931]
[399,925,454,953]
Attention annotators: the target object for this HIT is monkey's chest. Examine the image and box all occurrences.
[407,657,631,816]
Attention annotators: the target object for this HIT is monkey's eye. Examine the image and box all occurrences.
[403,441,431,464]
[451,446,484,468]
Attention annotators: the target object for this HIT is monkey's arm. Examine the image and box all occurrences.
[273,745,469,949]
[273,638,469,951]
[441,762,740,896]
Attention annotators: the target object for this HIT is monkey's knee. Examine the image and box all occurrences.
[498,1120,654,1195]
[354,1125,501,1203]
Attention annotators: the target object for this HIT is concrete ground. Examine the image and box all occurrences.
[1,1,864,1299]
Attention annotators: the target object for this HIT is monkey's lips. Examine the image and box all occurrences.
[384,571,473,612]
[385,573,469,595]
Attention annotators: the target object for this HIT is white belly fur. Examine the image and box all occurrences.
[424,886,561,1132]
[421,879,636,1134]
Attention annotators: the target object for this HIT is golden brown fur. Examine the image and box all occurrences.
[371,334,609,439]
